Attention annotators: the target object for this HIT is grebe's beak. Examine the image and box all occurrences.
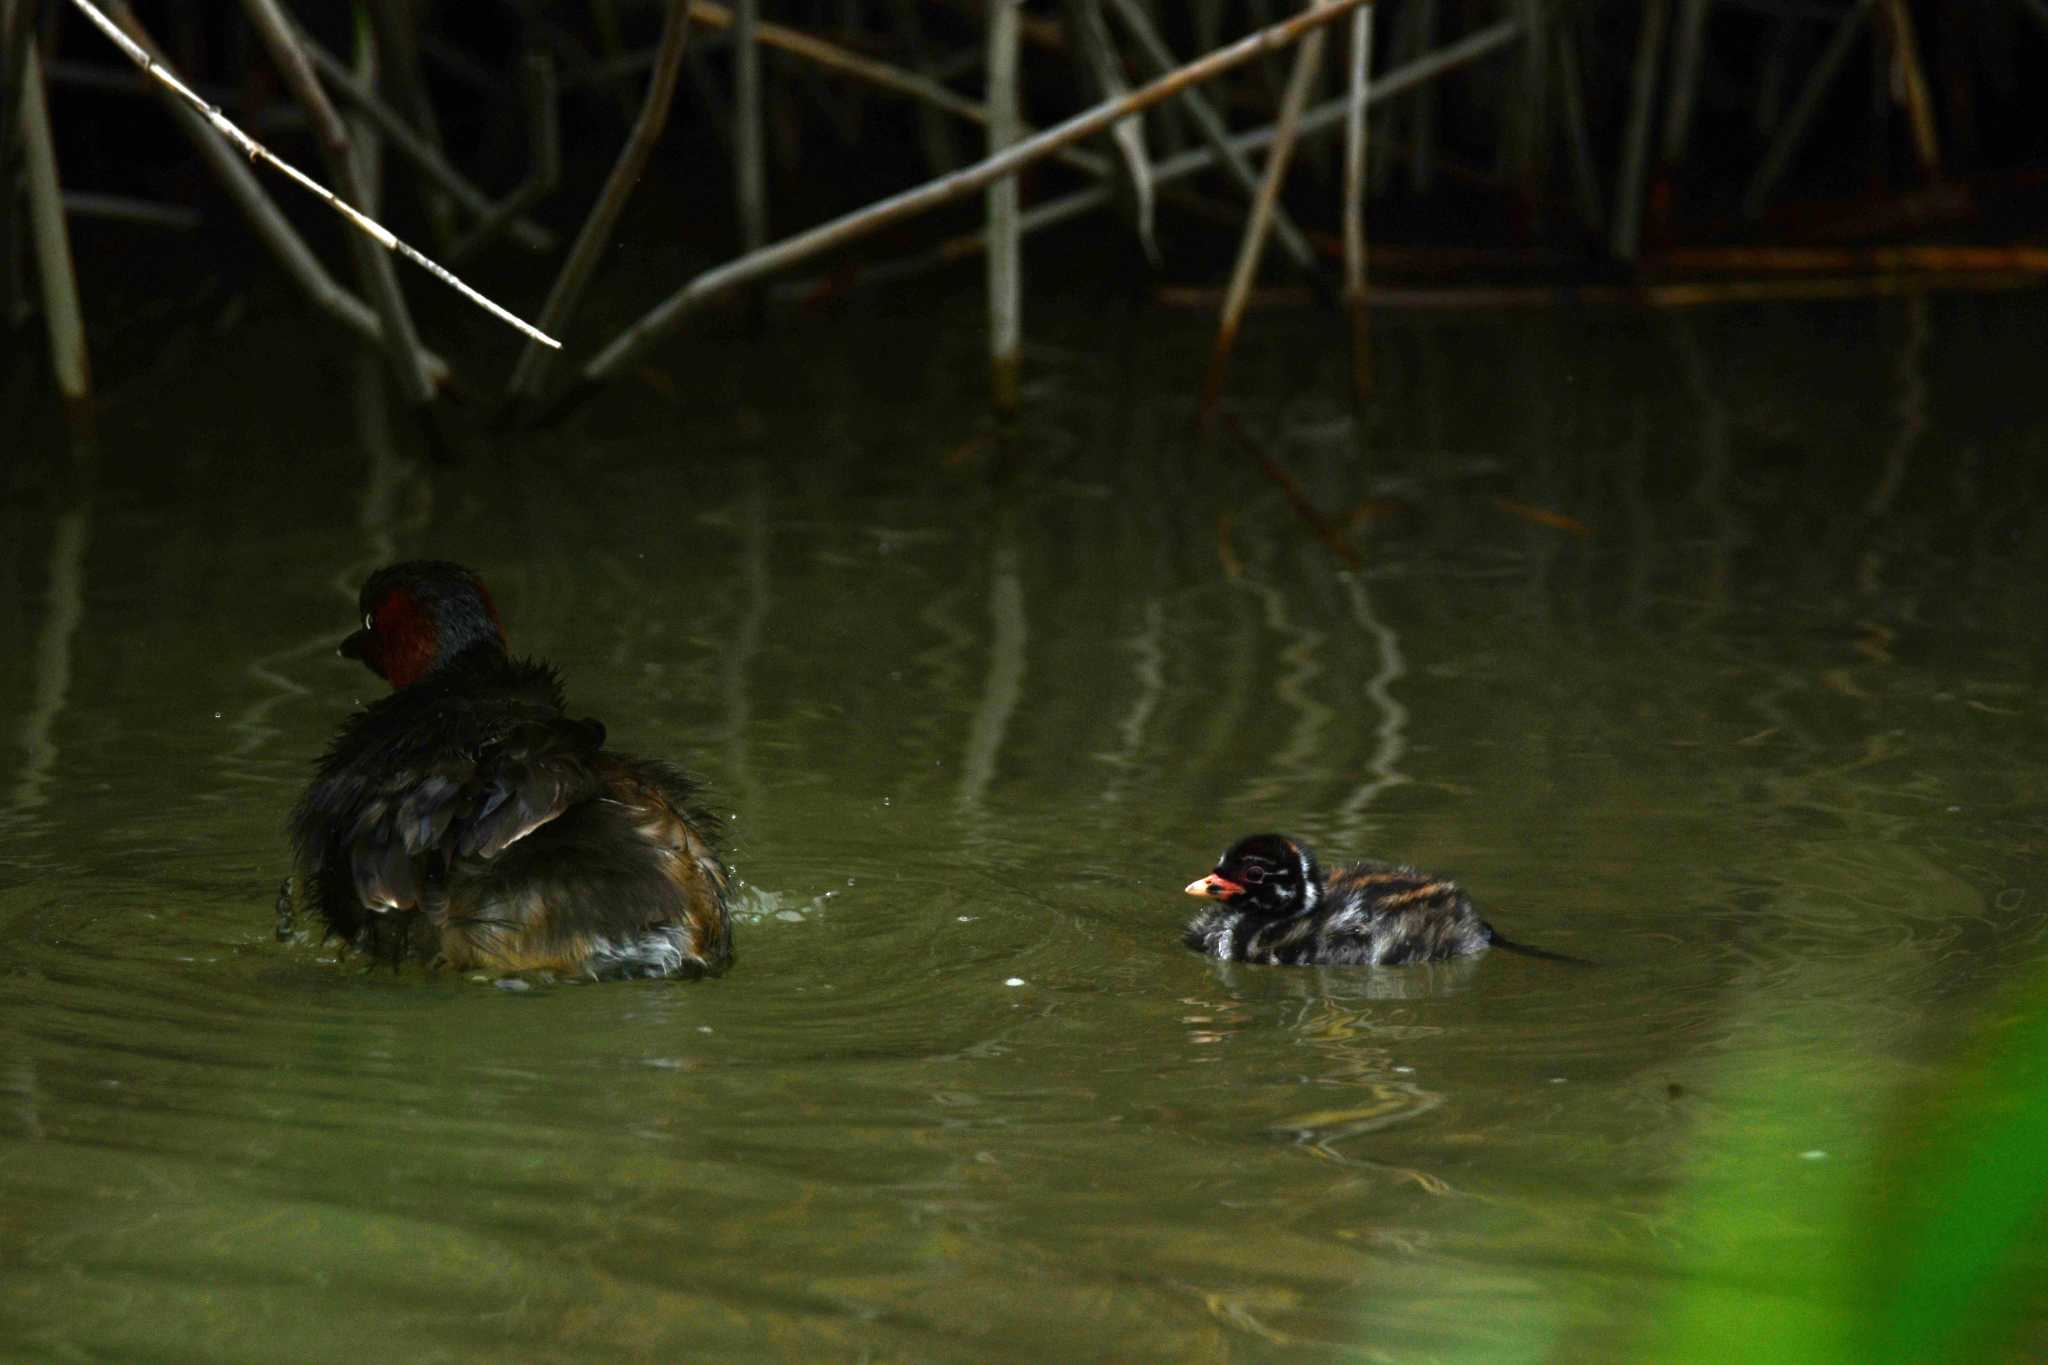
[339,629,368,660]
[1185,873,1245,900]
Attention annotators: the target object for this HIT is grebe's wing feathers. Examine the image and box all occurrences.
[301,685,605,916]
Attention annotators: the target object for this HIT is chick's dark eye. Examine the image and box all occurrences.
[1241,865,1266,885]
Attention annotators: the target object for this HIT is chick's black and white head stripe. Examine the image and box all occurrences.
[1186,833,1321,918]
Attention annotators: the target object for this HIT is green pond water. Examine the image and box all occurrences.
[3,291,2047,1361]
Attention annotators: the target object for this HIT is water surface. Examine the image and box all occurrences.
[4,291,2047,1360]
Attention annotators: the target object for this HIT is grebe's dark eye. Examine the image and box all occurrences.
[363,612,374,631]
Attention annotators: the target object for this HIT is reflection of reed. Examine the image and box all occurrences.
[1331,572,1408,848]
[956,532,1025,816]
[0,1055,40,1140]
[10,507,88,814]
[1235,566,1332,806]
[724,463,770,820]
[1095,596,1165,808]
[1665,311,1735,629]
[1865,293,1927,521]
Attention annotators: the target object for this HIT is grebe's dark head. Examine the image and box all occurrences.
[339,560,504,688]
[1184,833,1322,919]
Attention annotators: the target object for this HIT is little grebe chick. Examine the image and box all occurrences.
[1183,834,1582,967]
[284,561,732,979]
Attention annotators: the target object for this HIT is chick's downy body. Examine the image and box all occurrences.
[1183,834,1579,968]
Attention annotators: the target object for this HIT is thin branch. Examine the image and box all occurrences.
[102,4,450,386]
[300,31,556,253]
[64,0,559,351]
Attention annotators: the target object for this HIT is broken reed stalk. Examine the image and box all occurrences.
[685,3,1107,181]
[20,45,91,403]
[103,3,449,386]
[240,0,436,405]
[1104,0,1318,276]
[1743,0,1876,219]
[987,0,1021,414]
[571,0,1377,399]
[1201,1,1330,423]
[1611,0,1668,261]
[1343,2,1371,404]
[64,0,558,357]
[504,0,689,409]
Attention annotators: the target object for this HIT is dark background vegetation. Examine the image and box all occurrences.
[7,1,2047,407]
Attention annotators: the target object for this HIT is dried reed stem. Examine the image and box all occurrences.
[781,17,1519,296]
[65,0,558,355]
[1071,0,1155,261]
[1104,0,1316,274]
[1343,2,1371,403]
[505,0,689,407]
[580,0,1376,393]
[1661,0,1709,164]
[300,33,556,254]
[1203,1,1330,422]
[19,45,90,402]
[1743,0,1876,219]
[1,0,38,328]
[449,54,559,262]
[1878,0,1939,176]
[686,2,1106,179]
[1611,0,1668,260]
[1555,22,1603,228]
[102,4,449,387]
[987,0,1021,413]
[240,0,436,404]
[733,0,766,255]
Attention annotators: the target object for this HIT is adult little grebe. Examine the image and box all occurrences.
[281,561,732,979]
[1183,833,1584,966]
